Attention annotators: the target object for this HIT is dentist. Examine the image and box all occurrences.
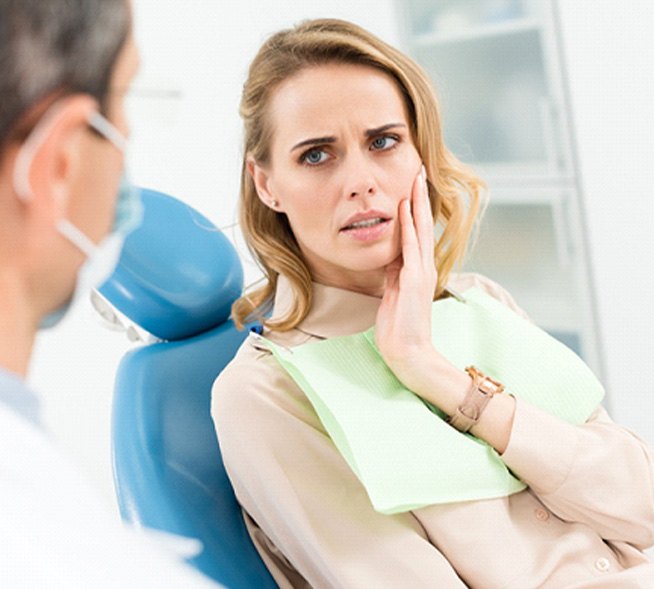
[0,0,220,586]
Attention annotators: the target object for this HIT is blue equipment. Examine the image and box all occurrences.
[98,188,277,588]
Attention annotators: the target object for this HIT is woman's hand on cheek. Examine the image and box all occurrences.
[374,167,514,444]
[374,165,443,394]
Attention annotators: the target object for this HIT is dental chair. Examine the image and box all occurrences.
[95,188,277,588]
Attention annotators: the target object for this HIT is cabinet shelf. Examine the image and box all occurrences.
[485,186,566,206]
[411,18,541,48]
[476,162,574,182]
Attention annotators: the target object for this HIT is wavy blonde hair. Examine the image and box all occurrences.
[232,18,485,331]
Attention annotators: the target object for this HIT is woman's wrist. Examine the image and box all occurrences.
[387,345,469,414]
[391,347,517,454]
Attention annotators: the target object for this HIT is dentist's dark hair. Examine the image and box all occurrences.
[0,0,130,150]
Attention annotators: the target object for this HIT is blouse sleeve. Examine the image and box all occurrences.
[465,273,654,549]
[211,344,467,589]
[502,399,654,549]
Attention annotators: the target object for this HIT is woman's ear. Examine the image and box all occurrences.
[247,157,282,211]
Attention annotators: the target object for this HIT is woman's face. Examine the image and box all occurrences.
[250,62,422,295]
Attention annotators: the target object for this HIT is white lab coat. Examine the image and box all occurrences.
[0,370,222,588]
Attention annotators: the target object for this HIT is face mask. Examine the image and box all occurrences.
[13,103,143,329]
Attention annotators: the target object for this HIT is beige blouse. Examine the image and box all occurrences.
[212,273,654,588]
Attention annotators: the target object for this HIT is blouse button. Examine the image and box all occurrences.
[595,557,611,572]
[534,508,550,521]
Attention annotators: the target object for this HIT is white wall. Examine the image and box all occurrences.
[28,0,654,507]
[556,0,654,446]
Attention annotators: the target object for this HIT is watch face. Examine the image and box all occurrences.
[466,366,505,396]
[480,375,504,395]
[480,380,498,395]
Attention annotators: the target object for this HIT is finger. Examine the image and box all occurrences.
[410,167,436,283]
[412,166,435,266]
[398,197,420,270]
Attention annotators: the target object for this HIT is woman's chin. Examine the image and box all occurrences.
[305,241,401,285]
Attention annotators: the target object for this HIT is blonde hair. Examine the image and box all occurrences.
[233,18,485,331]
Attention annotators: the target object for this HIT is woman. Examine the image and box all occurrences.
[212,18,654,588]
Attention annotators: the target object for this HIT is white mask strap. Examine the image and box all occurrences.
[56,218,97,258]
[87,112,127,152]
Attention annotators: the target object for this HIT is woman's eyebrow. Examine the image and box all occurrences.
[290,122,407,153]
[365,122,406,137]
[291,135,337,152]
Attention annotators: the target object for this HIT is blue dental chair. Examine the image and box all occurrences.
[96,188,277,588]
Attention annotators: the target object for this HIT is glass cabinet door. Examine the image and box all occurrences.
[463,193,598,365]
[402,0,570,180]
[396,0,603,378]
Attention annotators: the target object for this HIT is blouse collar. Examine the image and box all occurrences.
[271,275,382,340]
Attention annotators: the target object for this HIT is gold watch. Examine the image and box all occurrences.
[447,366,505,433]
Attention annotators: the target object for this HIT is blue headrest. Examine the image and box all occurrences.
[99,188,243,341]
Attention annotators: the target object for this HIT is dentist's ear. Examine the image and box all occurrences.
[247,157,282,211]
[13,95,98,213]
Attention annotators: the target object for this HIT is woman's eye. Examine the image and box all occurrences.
[301,148,329,166]
[371,135,399,151]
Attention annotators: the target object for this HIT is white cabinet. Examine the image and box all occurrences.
[397,0,603,380]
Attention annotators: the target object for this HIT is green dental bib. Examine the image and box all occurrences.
[260,287,604,514]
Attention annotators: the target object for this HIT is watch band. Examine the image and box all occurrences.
[447,366,505,433]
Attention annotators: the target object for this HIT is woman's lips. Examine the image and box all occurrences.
[340,218,392,241]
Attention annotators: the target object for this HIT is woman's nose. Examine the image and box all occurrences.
[343,156,378,199]
[349,185,376,199]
